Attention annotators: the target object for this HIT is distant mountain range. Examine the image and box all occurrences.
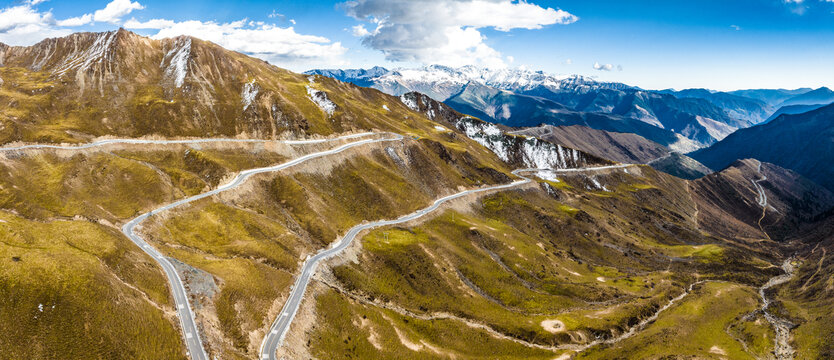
[657,88,773,124]
[727,88,813,107]
[765,103,828,123]
[307,65,829,151]
[777,87,834,107]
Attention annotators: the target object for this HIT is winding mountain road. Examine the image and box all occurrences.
[750,160,795,359]
[0,132,396,360]
[120,133,402,360]
[0,133,375,152]
[751,160,771,240]
[1,134,636,360]
[259,163,636,360]
[752,160,768,208]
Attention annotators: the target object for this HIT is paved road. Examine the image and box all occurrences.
[119,132,398,360]
[752,160,768,207]
[646,152,673,166]
[258,163,636,360]
[521,164,634,174]
[3,132,632,359]
[0,132,375,152]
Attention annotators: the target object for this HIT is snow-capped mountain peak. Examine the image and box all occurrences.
[306,65,633,101]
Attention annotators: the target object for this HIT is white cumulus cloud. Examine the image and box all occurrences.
[0,5,72,45]
[93,0,144,23]
[0,0,146,45]
[343,0,577,67]
[56,14,93,27]
[125,18,348,69]
[593,62,613,71]
[351,24,370,37]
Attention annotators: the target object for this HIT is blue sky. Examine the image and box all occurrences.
[1,0,833,90]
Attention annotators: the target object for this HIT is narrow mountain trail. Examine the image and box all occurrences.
[320,280,568,353]
[646,152,673,165]
[321,276,710,357]
[557,281,710,355]
[801,248,825,292]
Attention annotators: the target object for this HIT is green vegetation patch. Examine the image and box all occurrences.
[0,152,174,220]
[578,282,760,359]
[0,212,184,359]
[309,288,562,360]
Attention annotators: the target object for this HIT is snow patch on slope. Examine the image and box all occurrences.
[536,170,560,182]
[455,118,592,170]
[162,37,191,88]
[588,176,609,191]
[306,86,336,115]
[400,94,418,111]
[459,120,511,161]
[53,31,118,76]
[241,79,259,111]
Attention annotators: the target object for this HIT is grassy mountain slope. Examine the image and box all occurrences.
[776,213,834,358]
[278,162,793,359]
[0,212,186,360]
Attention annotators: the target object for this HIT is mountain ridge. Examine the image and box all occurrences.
[307,65,784,149]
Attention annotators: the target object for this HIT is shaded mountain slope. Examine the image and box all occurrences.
[691,159,834,241]
[511,124,669,164]
[690,103,834,191]
[728,88,812,107]
[765,103,829,123]
[443,84,701,153]
[648,152,713,180]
